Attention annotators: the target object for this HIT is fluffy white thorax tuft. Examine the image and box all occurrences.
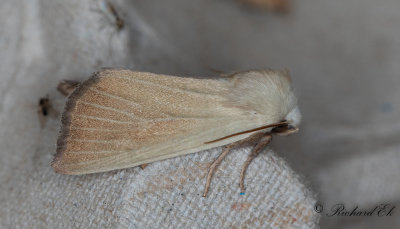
[285,106,301,127]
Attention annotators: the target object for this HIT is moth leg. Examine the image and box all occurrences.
[57,80,81,96]
[239,134,272,194]
[202,132,265,197]
[203,145,234,197]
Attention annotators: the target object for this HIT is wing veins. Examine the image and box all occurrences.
[88,87,172,118]
[74,114,139,124]
[110,75,223,98]
[78,101,146,121]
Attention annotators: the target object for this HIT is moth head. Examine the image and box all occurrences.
[273,106,301,136]
[285,106,301,127]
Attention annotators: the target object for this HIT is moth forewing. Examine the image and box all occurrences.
[52,69,300,184]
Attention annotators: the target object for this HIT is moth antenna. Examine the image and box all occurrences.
[204,121,287,144]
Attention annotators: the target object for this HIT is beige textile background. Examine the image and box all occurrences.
[1,0,400,228]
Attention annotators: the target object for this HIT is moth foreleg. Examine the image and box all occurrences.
[202,144,233,197]
[239,134,272,194]
[202,132,265,197]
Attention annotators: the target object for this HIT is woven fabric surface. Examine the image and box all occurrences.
[3,144,318,228]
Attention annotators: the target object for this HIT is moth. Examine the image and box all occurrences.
[52,69,301,196]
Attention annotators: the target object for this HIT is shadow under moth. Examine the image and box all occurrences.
[52,69,301,196]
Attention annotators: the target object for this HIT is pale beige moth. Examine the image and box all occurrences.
[52,69,301,196]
